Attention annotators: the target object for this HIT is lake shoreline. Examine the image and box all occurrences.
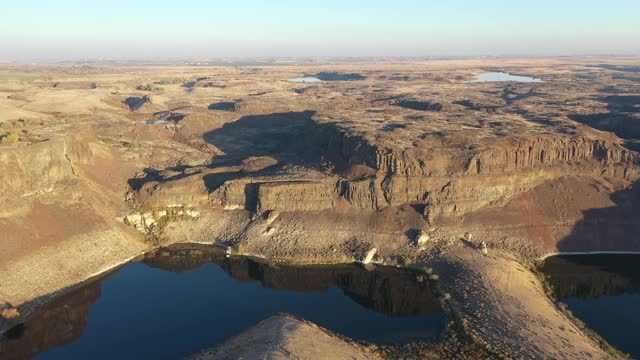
[539,251,640,261]
[2,241,630,359]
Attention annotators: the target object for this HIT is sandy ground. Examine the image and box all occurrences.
[186,315,378,360]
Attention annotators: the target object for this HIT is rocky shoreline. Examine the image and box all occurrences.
[1,239,634,359]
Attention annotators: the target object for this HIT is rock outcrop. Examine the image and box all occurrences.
[127,111,640,239]
[51,81,97,89]
[0,135,92,198]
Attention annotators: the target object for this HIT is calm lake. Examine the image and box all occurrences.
[287,77,322,83]
[467,72,543,83]
[0,245,445,360]
[541,254,640,358]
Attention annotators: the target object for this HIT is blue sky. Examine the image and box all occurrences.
[1,0,639,59]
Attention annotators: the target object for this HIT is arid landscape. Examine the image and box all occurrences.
[1,57,639,359]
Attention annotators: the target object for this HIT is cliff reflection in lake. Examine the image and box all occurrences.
[542,254,640,358]
[1,244,445,360]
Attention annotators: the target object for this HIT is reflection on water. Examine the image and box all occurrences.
[541,255,640,357]
[466,72,543,83]
[0,244,445,360]
[0,283,102,360]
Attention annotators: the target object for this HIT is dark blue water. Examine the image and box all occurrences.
[542,254,640,358]
[564,294,640,357]
[1,245,445,360]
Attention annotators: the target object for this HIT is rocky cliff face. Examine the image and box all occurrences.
[467,137,636,175]
[312,122,639,218]
[126,113,640,239]
[341,140,637,234]
[0,135,92,198]
[114,62,640,261]
[0,128,149,312]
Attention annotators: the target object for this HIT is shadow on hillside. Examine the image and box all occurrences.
[556,182,640,252]
[496,84,541,105]
[127,165,194,191]
[127,111,329,194]
[202,110,321,166]
[569,95,640,151]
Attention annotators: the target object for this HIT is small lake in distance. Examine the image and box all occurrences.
[139,120,170,125]
[541,254,640,358]
[287,77,322,83]
[0,245,445,360]
[466,72,544,83]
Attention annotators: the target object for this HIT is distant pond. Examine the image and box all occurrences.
[287,77,322,83]
[541,254,640,358]
[0,245,445,360]
[466,72,543,83]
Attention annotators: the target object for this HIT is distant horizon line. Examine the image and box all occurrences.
[2,54,640,65]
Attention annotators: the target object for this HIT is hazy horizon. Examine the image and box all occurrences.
[2,0,640,61]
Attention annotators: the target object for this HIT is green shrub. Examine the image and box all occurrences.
[236,244,245,255]
[154,77,189,85]
[401,257,414,267]
[1,133,19,143]
[19,118,43,126]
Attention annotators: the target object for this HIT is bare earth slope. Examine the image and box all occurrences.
[430,247,618,359]
[187,315,378,360]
